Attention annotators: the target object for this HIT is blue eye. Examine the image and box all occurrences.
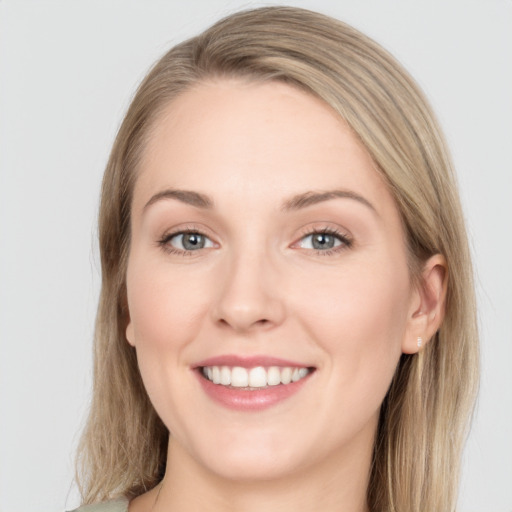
[298,231,349,251]
[166,232,214,251]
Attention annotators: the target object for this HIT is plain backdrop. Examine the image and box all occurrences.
[0,1,511,511]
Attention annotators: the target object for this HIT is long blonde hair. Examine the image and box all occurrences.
[76,7,479,511]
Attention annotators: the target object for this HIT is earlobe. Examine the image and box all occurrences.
[402,254,447,354]
[126,320,136,347]
[121,287,135,347]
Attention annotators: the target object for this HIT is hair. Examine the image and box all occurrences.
[76,6,479,511]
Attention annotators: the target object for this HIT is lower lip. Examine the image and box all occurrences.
[195,370,312,411]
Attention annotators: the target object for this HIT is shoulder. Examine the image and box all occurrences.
[68,497,129,512]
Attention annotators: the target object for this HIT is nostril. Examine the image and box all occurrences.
[216,316,273,332]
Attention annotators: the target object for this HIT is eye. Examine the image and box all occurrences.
[296,229,351,253]
[162,231,214,253]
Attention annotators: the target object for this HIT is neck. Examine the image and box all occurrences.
[150,432,373,512]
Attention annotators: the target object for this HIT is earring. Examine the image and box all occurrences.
[417,336,423,348]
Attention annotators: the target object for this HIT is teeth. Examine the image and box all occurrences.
[201,365,311,388]
[231,367,249,387]
[249,367,267,387]
[267,366,281,386]
[220,366,231,386]
[281,367,292,385]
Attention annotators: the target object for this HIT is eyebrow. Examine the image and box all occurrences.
[143,189,214,211]
[143,187,376,214]
[281,190,377,213]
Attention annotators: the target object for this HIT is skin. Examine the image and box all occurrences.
[126,79,446,512]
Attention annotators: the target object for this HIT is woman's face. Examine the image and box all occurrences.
[126,79,420,482]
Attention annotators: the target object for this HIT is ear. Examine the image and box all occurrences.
[402,254,447,354]
[126,317,136,347]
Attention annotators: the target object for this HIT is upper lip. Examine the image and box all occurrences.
[193,354,313,369]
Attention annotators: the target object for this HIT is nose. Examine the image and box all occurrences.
[211,249,286,333]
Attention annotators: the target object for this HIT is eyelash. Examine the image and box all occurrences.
[157,226,352,256]
[158,227,213,257]
[296,227,352,256]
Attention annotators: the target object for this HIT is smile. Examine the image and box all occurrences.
[201,365,312,388]
[194,356,315,410]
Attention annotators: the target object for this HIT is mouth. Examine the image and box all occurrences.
[200,365,313,389]
[193,355,316,411]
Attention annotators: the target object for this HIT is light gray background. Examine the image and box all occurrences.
[0,1,511,511]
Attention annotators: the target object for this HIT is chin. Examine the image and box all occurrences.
[203,449,303,483]
[181,425,309,482]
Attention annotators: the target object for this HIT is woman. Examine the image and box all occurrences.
[73,6,478,512]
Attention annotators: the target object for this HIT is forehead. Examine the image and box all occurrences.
[133,79,395,218]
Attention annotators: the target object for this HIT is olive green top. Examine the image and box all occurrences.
[69,498,129,512]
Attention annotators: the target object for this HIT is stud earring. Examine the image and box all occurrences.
[417,336,423,348]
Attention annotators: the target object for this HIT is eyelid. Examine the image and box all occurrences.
[291,224,353,254]
[298,233,343,250]
[157,224,218,255]
[156,222,352,256]
[170,232,214,249]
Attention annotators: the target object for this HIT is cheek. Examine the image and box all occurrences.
[298,258,409,336]
[125,257,215,434]
[126,258,211,351]
[293,256,411,397]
